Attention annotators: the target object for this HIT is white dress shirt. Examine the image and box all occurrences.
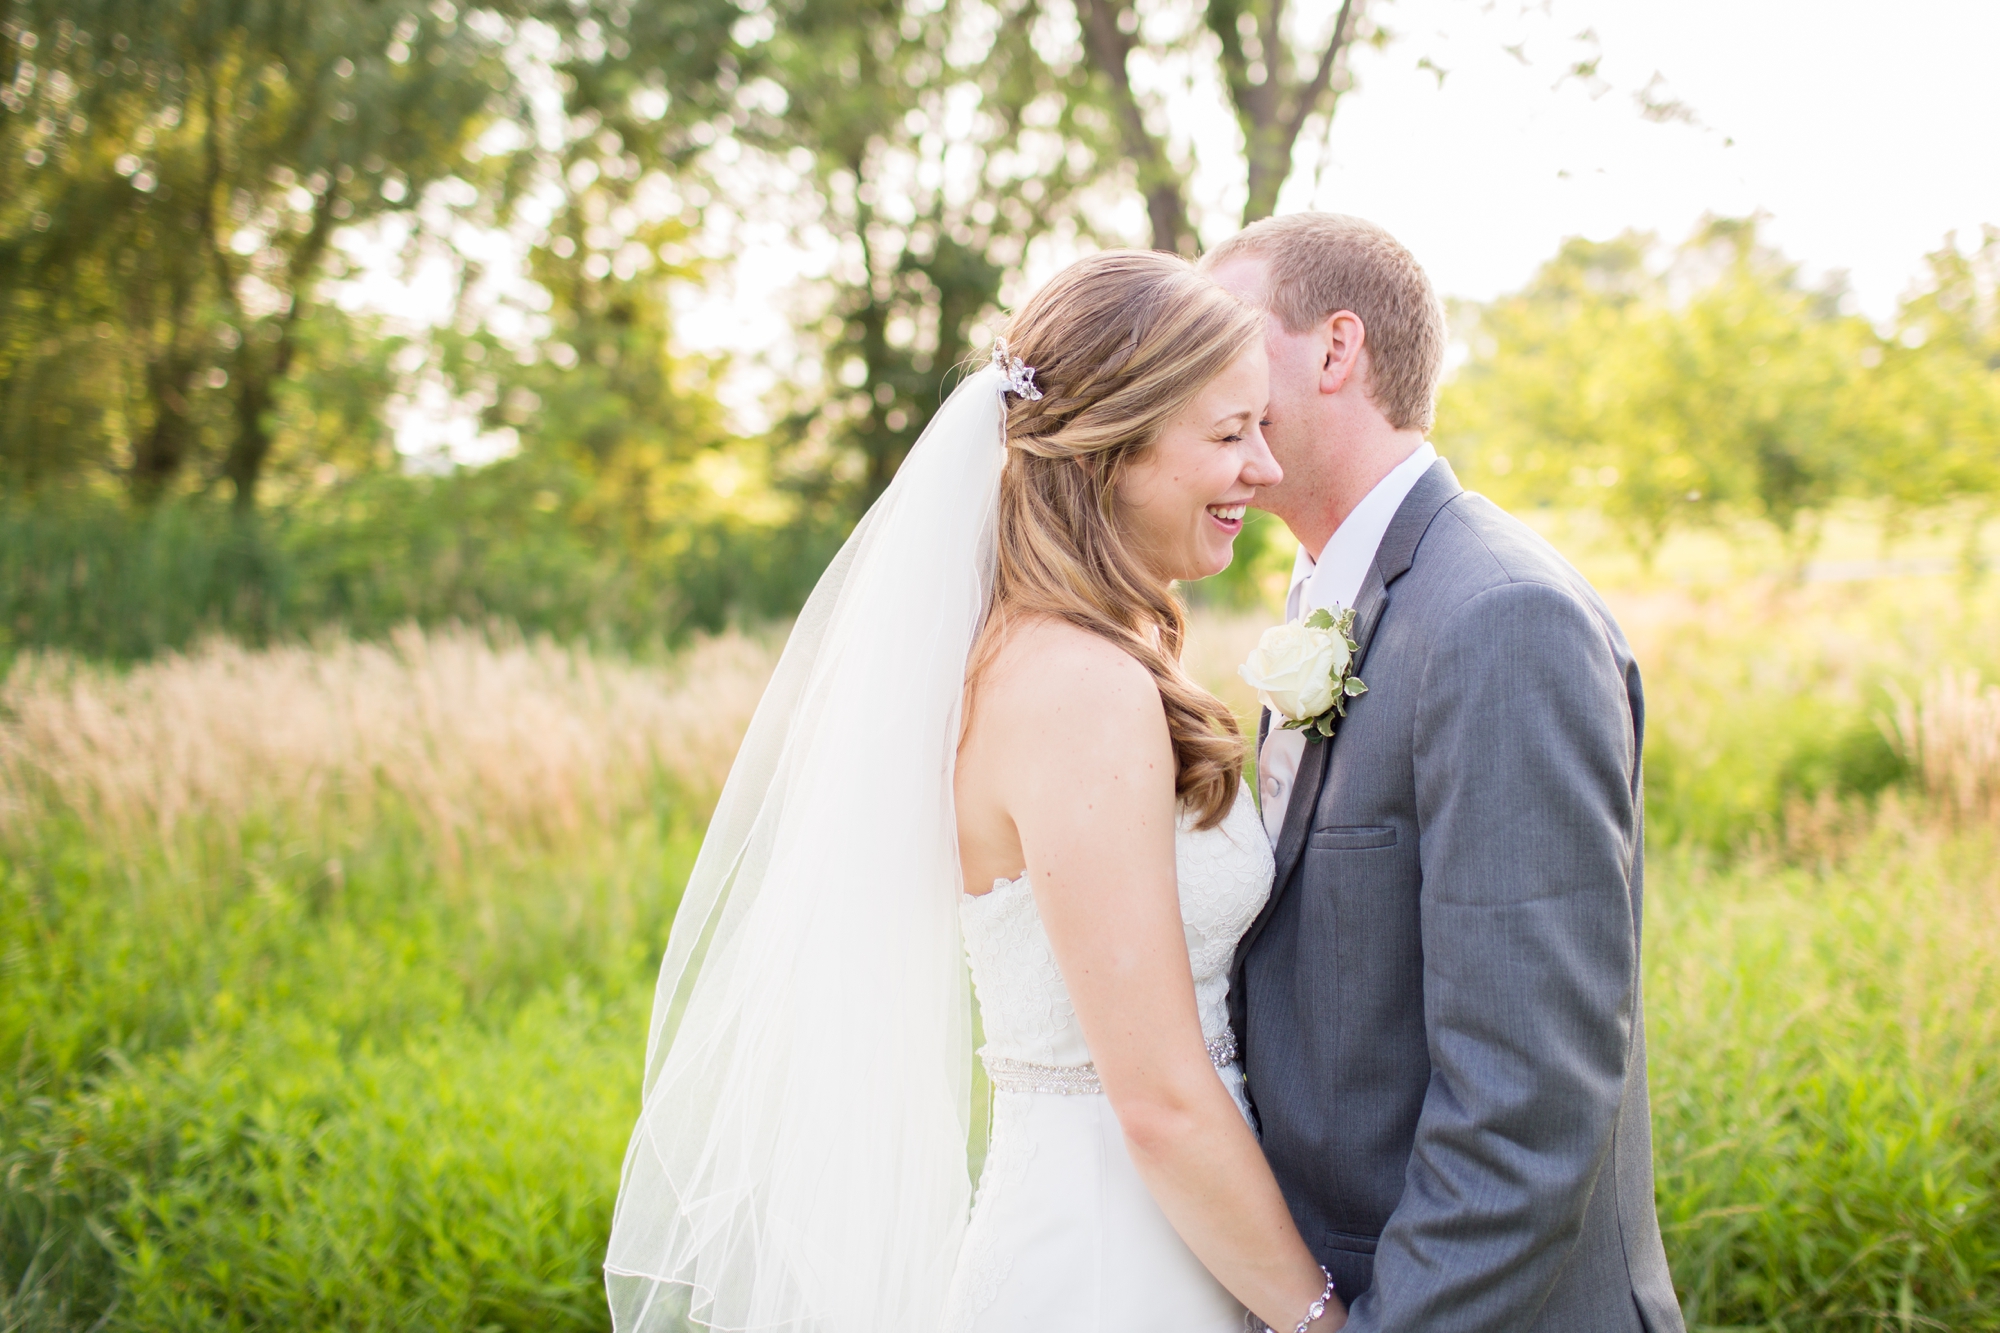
[1257,442,1438,844]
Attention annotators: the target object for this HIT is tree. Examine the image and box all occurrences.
[1072,0,1197,254]
[2,0,525,508]
[1856,228,2000,567]
[1441,220,1881,569]
[462,196,736,552]
[533,0,1382,517]
[1074,0,1369,252]
[1439,232,1726,565]
[644,0,1118,509]
[1206,0,1360,225]
[1661,220,1873,559]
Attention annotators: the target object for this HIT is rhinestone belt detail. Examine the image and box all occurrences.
[982,1030,1238,1096]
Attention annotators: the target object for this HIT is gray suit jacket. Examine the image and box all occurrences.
[1230,461,1685,1333]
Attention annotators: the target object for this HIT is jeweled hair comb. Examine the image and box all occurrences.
[990,338,1043,401]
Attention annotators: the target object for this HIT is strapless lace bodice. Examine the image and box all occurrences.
[959,784,1274,1074]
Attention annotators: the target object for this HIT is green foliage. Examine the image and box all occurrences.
[1441,220,2000,568]
[0,0,526,506]
[1644,701,1900,856]
[1852,228,2000,563]
[0,465,844,662]
[0,491,291,660]
[0,807,699,1330]
[1649,830,2000,1330]
[1775,718,1910,807]
[1630,573,1997,855]
[736,0,1114,508]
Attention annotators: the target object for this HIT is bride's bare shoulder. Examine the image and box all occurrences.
[974,615,1165,742]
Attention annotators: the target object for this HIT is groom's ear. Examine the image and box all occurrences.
[1320,310,1367,396]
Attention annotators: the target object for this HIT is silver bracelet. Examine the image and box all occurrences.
[1253,1265,1336,1333]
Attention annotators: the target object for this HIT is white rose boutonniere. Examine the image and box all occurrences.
[1238,606,1368,740]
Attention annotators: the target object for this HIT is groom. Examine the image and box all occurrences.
[1206,215,1685,1333]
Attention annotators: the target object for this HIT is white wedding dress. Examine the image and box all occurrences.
[946,785,1276,1332]
[607,369,1281,1333]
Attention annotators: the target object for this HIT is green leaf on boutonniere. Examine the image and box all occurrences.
[1344,677,1368,697]
[1303,607,1337,631]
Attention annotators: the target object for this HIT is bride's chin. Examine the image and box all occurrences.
[1148,543,1231,587]
[1185,552,1234,583]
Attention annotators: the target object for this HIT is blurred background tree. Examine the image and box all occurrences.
[2,0,1997,660]
[0,0,527,508]
[1855,227,2000,566]
[723,0,1115,508]
[1440,216,2000,571]
[1076,0,1378,252]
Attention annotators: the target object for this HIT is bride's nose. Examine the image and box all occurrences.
[1241,427,1282,489]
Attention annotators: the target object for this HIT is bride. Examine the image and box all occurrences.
[605,251,1345,1333]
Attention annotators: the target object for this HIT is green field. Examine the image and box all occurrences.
[4,537,1998,1330]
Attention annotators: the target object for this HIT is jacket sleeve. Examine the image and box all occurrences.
[1342,578,1641,1332]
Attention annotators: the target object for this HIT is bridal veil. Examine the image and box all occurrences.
[605,367,1008,1330]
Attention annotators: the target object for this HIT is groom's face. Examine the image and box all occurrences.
[1206,255,1328,527]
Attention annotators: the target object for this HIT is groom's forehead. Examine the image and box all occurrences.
[1205,254,1274,308]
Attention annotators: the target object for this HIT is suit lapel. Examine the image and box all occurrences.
[1235,459,1465,972]
[1262,564,1384,904]
[1345,563,1392,679]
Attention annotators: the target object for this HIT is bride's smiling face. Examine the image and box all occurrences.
[1114,345,1281,585]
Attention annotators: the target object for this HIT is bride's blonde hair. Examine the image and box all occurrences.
[972,249,1264,829]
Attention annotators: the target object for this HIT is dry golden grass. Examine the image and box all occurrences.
[1181,606,1273,728]
[5,583,1990,867]
[1891,669,2000,823]
[0,623,781,861]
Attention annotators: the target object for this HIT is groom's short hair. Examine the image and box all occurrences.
[1202,213,1446,434]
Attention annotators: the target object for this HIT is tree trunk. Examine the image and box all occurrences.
[1074,0,1196,254]
[211,186,338,512]
[1241,110,1296,225]
[127,239,207,502]
[1211,0,1359,226]
[132,359,198,502]
[223,362,275,512]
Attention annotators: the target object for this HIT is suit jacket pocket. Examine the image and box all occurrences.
[1323,1228,1380,1256]
[1308,825,1398,851]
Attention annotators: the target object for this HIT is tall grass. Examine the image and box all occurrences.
[1891,671,2000,824]
[0,625,778,1331]
[0,624,773,858]
[3,573,1998,1330]
[1649,817,2000,1329]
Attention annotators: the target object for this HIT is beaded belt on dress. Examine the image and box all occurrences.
[981,1030,1238,1095]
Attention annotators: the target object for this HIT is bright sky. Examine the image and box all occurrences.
[1270,0,2000,319]
[369,0,2000,452]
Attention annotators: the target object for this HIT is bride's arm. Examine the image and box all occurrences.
[982,622,1343,1333]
